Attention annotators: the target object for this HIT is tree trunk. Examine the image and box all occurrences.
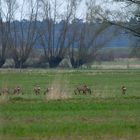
[0,59,5,68]
[14,60,26,68]
[49,56,62,68]
[70,58,84,68]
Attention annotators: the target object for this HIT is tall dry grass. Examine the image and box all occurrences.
[0,84,9,103]
[0,94,9,103]
[45,74,72,100]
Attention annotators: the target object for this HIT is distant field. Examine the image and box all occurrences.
[3,58,140,69]
[88,58,140,69]
[0,69,140,140]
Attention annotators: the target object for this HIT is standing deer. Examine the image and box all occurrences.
[74,84,91,95]
[121,86,127,95]
[44,88,49,95]
[13,86,22,94]
[34,85,41,95]
[1,87,9,95]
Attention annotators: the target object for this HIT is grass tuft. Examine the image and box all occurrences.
[45,75,72,101]
[0,94,9,104]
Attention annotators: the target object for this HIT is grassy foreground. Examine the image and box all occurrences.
[0,69,140,140]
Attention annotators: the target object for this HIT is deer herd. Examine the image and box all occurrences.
[0,86,22,95]
[0,84,127,96]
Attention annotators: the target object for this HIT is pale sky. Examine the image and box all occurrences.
[0,0,135,21]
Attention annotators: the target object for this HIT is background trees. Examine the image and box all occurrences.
[0,0,139,68]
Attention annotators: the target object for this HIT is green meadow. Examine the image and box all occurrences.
[0,69,140,140]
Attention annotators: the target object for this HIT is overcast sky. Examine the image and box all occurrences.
[0,0,134,21]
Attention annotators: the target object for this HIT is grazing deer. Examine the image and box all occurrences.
[44,88,49,95]
[34,85,41,95]
[13,86,22,94]
[121,86,127,95]
[1,87,9,95]
[74,84,91,95]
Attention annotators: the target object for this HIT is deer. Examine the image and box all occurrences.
[1,87,9,95]
[34,85,41,95]
[121,86,127,95]
[74,84,91,95]
[13,86,22,94]
[44,88,49,95]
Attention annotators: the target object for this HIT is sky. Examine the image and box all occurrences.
[16,0,88,20]
[0,0,135,21]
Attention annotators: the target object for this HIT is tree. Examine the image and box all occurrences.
[0,4,6,67]
[10,0,39,68]
[96,0,140,37]
[112,0,140,37]
[114,0,140,4]
[85,0,140,58]
[113,0,140,57]
[69,0,117,68]
[38,0,81,68]
[84,0,140,38]
[0,0,16,67]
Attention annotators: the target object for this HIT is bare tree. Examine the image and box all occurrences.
[0,0,17,67]
[89,0,140,37]
[38,0,81,68]
[0,2,6,67]
[114,0,140,57]
[85,0,140,58]
[10,0,39,68]
[110,0,140,57]
[70,0,117,68]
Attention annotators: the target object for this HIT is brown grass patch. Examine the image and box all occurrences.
[45,75,72,100]
[0,94,9,104]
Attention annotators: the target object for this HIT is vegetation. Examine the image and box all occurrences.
[0,0,139,68]
[0,69,140,140]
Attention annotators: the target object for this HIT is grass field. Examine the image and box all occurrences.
[0,69,140,140]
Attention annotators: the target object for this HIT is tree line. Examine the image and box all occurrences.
[0,0,139,68]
